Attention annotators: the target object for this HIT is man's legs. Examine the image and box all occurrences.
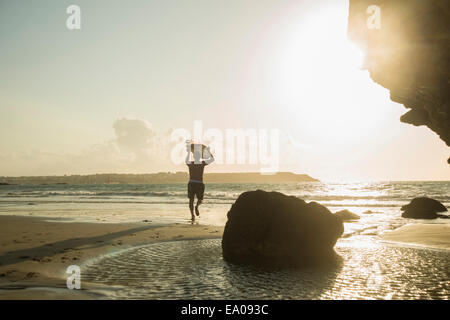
[195,199,202,216]
[195,183,205,217]
[188,182,195,221]
[189,197,195,220]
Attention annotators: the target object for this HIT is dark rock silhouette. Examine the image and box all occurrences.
[401,209,439,219]
[348,0,450,163]
[222,190,344,267]
[401,197,447,212]
[401,197,448,219]
[334,209,360,221]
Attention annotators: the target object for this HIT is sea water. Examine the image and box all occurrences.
[1,181,449,237]
[1,181,449,299]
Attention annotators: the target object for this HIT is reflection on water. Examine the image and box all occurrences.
[83,239,449,300]
[1,182,449,229]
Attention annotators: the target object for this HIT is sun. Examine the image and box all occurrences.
[274,4,392,145]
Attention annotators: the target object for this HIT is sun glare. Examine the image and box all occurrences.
[275,5,392,145]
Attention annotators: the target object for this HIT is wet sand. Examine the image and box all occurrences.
[1,216,449,299]
[83,238,449,299]
[0,215,223,299]
[381,224,450,250]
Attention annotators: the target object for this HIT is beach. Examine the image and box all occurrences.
[1,0,449,305]
[0,216,223,299]
[0,215,448,299]
[0,181,449,299]
[381,224,450,250]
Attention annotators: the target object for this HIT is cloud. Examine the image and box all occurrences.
[110,117,175,170]
[0,117,312,176]
[0,117,179,176]
[113,118,155,154]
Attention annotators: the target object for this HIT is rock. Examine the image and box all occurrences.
[401,197,447,212]
[25,272,38,279]
[401,209,438,220]
[348,0,450,162]
[222,190,344,267]
[401,197,448,219]
[334,209,360,221]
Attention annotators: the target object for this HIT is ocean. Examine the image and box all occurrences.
[1,181,449,237]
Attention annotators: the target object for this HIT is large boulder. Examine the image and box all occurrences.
[334,209,360,221]
[401,197,448,219]
[222,190,344,267]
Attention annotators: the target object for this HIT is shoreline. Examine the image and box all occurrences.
[381,223,450,251]
[1,215,449,299]
[0,215,223,299]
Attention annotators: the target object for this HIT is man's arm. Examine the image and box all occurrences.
[204,147,215,165]
[185,151,191,165]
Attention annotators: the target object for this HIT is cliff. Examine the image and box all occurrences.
[348,0,450,163]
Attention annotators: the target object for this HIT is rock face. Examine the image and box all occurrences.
[401,197,448,219]
[334,209,360,221]
[222,190,344,267]
[348,0,450,162]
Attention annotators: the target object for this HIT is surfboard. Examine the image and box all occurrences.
[188,142,210,158]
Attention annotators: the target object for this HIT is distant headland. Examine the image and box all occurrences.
[0,172,318,185]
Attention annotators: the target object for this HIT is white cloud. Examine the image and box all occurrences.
[113,118,154,154]
[0,117,179,176]
[0,117,314,176]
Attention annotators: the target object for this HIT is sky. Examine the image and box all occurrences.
[0,0,449,181]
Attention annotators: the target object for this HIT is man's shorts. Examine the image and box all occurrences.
[188,182,205,200]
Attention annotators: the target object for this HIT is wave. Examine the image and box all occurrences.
[1,198,444,208]
[1,182,449,207]
[1,191,184,198]
[3,190,449,201]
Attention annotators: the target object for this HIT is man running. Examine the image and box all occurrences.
[185,143,214,221]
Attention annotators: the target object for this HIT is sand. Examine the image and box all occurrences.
[0,215,223,299]
[381,223,450,250]
[2,216,449,299]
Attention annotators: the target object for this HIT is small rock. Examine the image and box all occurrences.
[402,208,438,219]
[401,197,448,220]
[334,209,360,221]
[25,272,38,279]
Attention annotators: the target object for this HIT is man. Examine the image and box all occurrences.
[185,143,214,221]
